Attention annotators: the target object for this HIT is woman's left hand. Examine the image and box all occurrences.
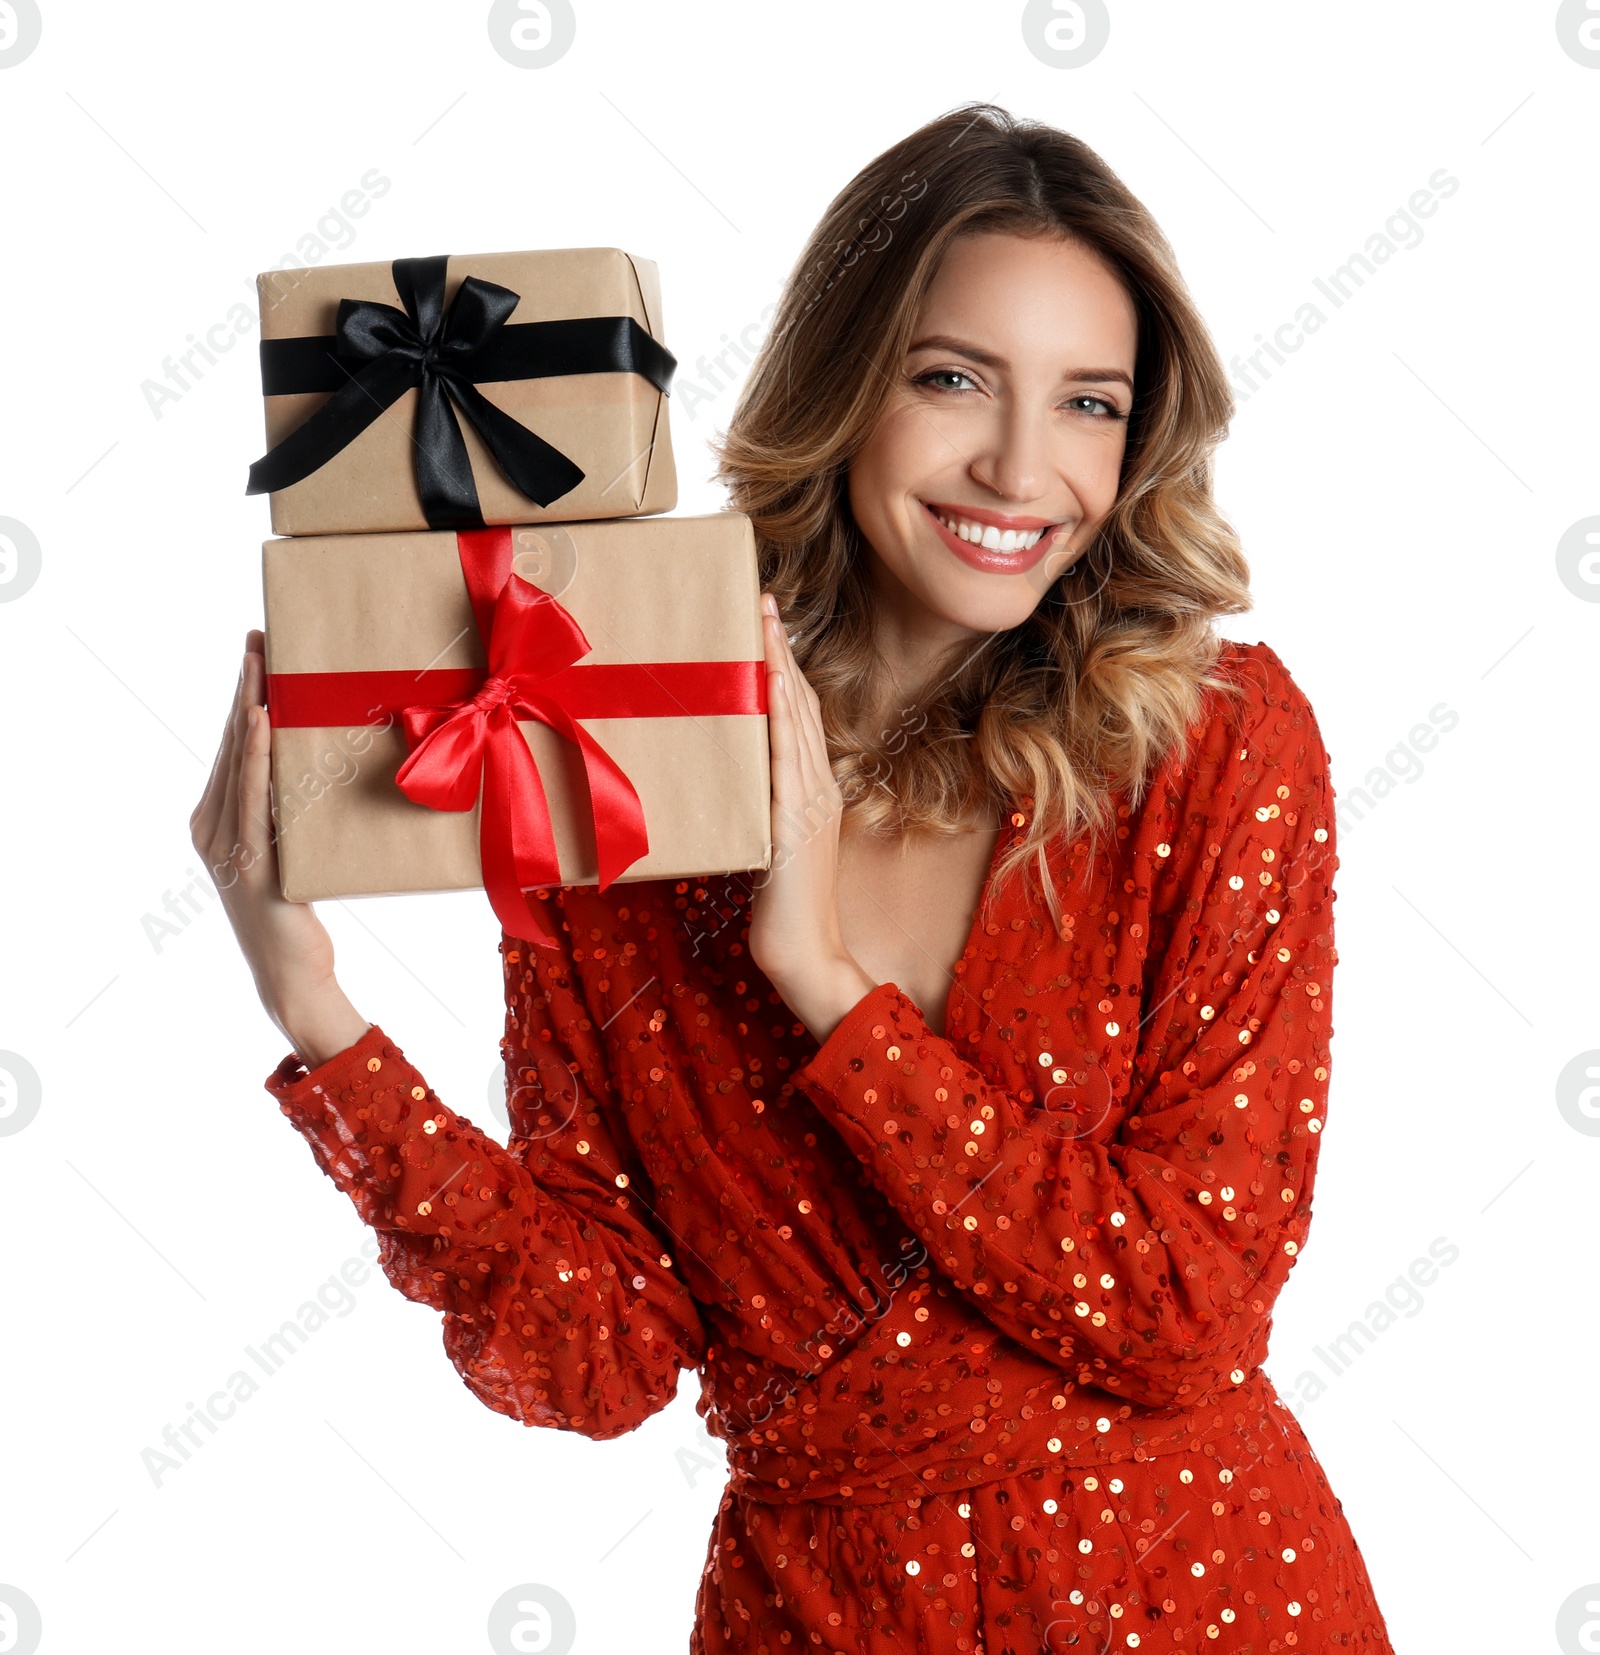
[747,593,878,1043]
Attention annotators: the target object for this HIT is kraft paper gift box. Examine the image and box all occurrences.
[261,513,771,943]
[246,248,678,537]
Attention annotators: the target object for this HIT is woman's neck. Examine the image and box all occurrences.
[861,562,987,722]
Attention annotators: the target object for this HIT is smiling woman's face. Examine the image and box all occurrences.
[847,229,1140,641]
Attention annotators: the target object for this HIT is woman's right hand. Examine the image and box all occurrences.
[190,629,371,1068]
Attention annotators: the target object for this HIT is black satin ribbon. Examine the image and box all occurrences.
[245,254,676,528]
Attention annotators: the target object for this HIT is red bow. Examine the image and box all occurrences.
[393,570,649,944]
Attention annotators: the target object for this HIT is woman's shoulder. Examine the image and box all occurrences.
[1151,636,1333,809]
[1206,630,1319,701]
[1067,636,1338,912]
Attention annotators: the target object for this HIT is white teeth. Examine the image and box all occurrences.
[933,509,1046,552]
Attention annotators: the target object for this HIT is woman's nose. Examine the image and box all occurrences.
[970,403,1053,504]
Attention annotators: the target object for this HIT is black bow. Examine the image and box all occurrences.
[246,254,676,528]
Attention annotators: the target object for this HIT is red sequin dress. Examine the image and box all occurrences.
[266,640,1394,1653]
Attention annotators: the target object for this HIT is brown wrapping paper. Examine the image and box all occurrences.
[262,513,771,904]
[256,248,677,536]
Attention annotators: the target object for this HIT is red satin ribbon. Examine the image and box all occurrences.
[266,661,767,727]
[265,526,766,947]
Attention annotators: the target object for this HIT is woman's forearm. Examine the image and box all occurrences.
[771,955,879,1046]
[193,632,368,1073]
[273,981,371,1069]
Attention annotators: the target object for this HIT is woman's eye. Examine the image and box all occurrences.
[913,373,1126,419]
[916,368,979,393]
[1067,394,1126,421]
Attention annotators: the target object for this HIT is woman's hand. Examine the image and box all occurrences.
[190,629,371,1068]
[747,594,877,1044]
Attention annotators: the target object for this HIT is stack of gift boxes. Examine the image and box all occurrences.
[250,247,771,948]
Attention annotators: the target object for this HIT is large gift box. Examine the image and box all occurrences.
[247,248,678,537]
[261,513,770,943]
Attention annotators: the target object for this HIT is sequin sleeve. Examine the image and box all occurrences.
[793,649,1337,1409]
[264,931,706,1440]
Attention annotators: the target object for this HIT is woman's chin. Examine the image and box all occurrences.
[907,575,1043,639]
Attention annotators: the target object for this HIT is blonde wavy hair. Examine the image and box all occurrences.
[710,102,1252,921]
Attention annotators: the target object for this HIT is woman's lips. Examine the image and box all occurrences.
[920,500,1063,575]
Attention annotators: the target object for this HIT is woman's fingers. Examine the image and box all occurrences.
[769,611,832,803]
[210,630,268,877]
[767,637,801,787]
[748,594,851,995]
[763,622,844,879]
[765,618,822,857]
[237,656,274,874]
[192,636,251,858]
[216,645,256,873]
[189,707,229,852]
[789,654,830,793]
[192,634,248,826]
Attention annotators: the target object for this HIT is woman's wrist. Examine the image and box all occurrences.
[270,981,371,1070]
[773,955,879,1046]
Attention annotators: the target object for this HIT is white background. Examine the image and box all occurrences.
[1,3,1596,1652]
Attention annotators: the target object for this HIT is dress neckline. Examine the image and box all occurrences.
[936,809,1017,1040]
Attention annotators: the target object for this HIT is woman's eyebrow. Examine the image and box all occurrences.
[907,334,1009,368]
[907,334,1132,392]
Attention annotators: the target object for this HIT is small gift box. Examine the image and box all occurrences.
[247,248,678,537]
[261,513,770,944]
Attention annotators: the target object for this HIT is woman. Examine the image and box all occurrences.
[195,104,1394,1653]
